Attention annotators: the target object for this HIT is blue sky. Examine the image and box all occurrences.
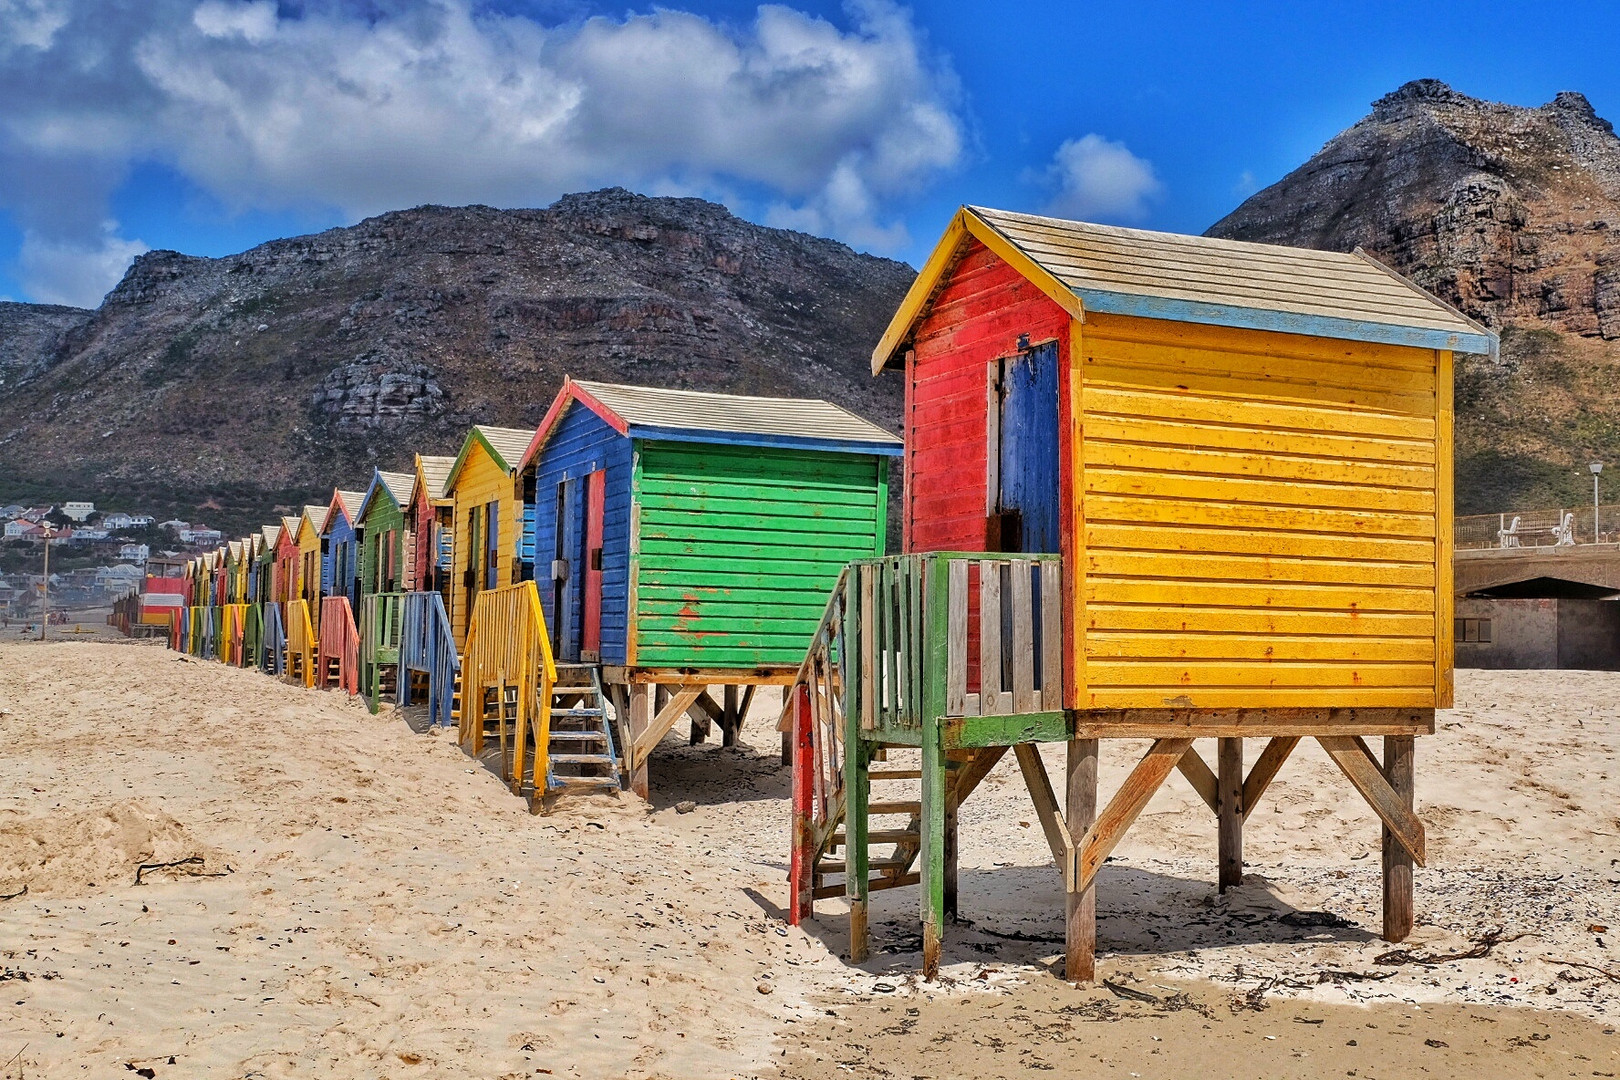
[3,0,1618,307]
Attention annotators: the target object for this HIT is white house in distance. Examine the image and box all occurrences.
[118,543,149,563]
[102,512,135,531]
[4,520,43,540]
[61,501,95,522]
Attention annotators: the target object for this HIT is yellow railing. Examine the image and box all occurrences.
[285,599,316,688]
[460,581,557,796]
[221,604,249,666]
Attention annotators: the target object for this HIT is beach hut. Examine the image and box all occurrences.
[357,469,414,710]
[445,426,534,651]
[787,205,1497,979]
[296,504,329,632]
[410,454,455,596]
[316,489,365,694]
[398,454,460,728]
[518,379,901,799]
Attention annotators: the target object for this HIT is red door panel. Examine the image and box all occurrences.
[582,469,605,660]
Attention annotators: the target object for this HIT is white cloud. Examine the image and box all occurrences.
[18,224,148,307]
[1039,133,1161,222]
[0,0,71,52]
[0,0,964,302]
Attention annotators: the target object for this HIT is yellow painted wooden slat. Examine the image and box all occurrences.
[1086,578,1435,614]
[1084,687,1437,710]
[1085,336,1438,395]
[1085,604,1433,638]
[1085,440,1435,491]
[1084,494,1434,539]
[1083,361,1433,418]
[1085,523,1435,563]
[1084,312,1442,371]
[1085,469,1435,515]
[1083,414,1435,466]
[1085,632,1435,663]
[1434,349,1455,708]
[1084,386,1434,441]
[1086,549,1436,588]
[1086,660,1437,689]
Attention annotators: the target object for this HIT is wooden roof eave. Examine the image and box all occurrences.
[870,207,1086,375]
[445,425,528,490]
[518,378,631,472]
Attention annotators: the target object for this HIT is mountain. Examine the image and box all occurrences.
[1208,79,1620,514]
[0,189,913,534]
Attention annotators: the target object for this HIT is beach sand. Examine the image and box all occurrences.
[1,640,1617,1077]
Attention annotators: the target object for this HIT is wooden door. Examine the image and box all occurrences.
[582,469,606,662]
[995,340,1061,553]
[553,478,582,661]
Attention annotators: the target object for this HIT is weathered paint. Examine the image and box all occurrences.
[447,433,525,650]
[630,440,887,668]
[525,400,633,664]
[359,471,409,598]
[322,492,362,608]
[1075,312,1447,710]
[904,241,1071,554]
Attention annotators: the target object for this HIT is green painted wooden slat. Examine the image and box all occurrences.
[637,500,882,523]
[637,523,878,547]
[636,478,880,506]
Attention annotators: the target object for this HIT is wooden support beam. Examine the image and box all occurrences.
[1217,738,1243,892]
[1241,736,1299,821]
[1382,735,1415,942]
[1174,744,1219,815]
[632,685,704,768]
[1013,743,1070,866]
[628,683,651,800]
[1066,738,1098,984]
[687,689,722,745]
[1317,735,1425,866]
[1070,738,1193,896]
[919,715,946,980]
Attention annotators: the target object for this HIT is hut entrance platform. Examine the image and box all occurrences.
[602,666,796,800]
[785,552,1431,983]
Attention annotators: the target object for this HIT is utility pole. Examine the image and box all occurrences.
[1591,462,1604,543]
[39,523,53,641]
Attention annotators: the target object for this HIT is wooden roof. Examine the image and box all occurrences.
[522,378,901,467]
[873,205,1497,372]
[333,489,364,524]
[359,469,414,518]
[416,454,455,502]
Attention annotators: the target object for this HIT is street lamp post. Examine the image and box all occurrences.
[39,523,53,640]
[1591,462,1604,543]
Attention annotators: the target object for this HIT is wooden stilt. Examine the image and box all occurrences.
[788,683,815,925]
[721,684,740,747]
[1066,738,1098,984]
[919,715,946,980]
[845,738,871,961]
[1218,737,1243,892]
[1382,735,1415,942]
[943,754,960,919]
[628,683,651,800]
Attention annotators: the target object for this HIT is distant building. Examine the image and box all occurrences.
[118,543,150,563]
[61,501,95,522]
[157,519,189,532]
[71,528,110,542]
[101,512,135,531]
[0,505,24,520]
[129,514,153,527]
[178,526,221,545]
[3,520,36,539]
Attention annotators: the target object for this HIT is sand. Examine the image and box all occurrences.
[1,640,1618,1078]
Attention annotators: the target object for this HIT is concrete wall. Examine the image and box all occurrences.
[1557,599,1620,670]
[1456,597,1557,669]
[1456,596,1620,670]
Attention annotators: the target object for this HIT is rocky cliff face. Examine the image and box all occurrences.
[1209,80,1620,513]
[0,301,92,391]
[0,189,912,532]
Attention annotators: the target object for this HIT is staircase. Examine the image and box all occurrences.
[542,663,623,794]
[810,759,923,900]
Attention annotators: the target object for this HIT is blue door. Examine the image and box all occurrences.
[997,340,1061,553]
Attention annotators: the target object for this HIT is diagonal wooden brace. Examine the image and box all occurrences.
[1317,736,1426,866]
[1175,744,1219,814]
[1241,736,1300,821]
[1013,743,1070,866]
[632,685,704,766]
[1065,738,1193,894]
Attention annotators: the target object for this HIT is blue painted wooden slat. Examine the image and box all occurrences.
[997,341,1062,554]
[1074,287,1496,356]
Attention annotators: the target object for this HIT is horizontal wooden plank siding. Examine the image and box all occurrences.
[632,440,885,668]
[528,402,633,664]
[449,442,520,651]
[1078,313,1440,710]
[905,240,1071,553]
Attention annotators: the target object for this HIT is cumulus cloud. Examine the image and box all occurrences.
[0,0,963,303]
[18,225,149,308]
[1038,134,1161,222]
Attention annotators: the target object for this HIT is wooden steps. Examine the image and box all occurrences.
[542,664,621,795]
[812,761,923,900]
